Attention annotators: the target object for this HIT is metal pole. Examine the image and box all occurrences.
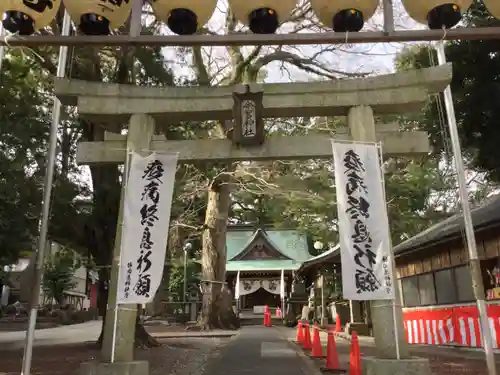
[0,23,5,71]
[320,274,325,326]
[101,1,144,362]
[20,11,72,375]
[183,249,187,304]
[382,0,394,33]
[436,42,497,375]
[2,27,500,47]
[129,0,143,37]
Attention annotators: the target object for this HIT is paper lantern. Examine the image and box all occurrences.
[1,0,61,35]
[309,0,379,32]
[150,0,217,35]
[62,0,133,35]
[484,0,500,19]
[228,0,297,34]
[401,0,473,29]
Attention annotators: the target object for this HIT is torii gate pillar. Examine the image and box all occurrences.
[348,106,430,375]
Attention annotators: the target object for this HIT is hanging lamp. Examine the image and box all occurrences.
[2,0,61,35]
[63,0,133,35]
[401,0,473,29]
[483,0,500,20]
[309,0,380,32]
[228,0,297,34]
[151,0,217,35]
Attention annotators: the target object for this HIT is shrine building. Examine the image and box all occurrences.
[225,225,315,311]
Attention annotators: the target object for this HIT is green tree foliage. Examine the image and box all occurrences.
[0,53,50,264]
[167,259,200,302]
[42,246,81,305]
[229,116,459,247]
[395,2,500,183]
[0,49,91,267]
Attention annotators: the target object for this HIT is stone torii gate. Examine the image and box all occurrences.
[55,63,451,375]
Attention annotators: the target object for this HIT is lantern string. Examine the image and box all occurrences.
[440,26,447,42]
[4,31,45,63]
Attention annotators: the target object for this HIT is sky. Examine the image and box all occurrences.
[153,0,429,84]
[79,0,440,191]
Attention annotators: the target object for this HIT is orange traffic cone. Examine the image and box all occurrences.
[349,331,361,375]
[263,312,268,326]
[311,323,324,358]
[322,330,340,371]
[264,305,269,314]
[276,307,281,318]
[303,322,312,350]
[296,320,304,344]
[335,314,341,333]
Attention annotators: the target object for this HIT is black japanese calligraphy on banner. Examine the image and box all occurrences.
[133,159,164,299]
[118,152,179,304]
[343,148,382,294]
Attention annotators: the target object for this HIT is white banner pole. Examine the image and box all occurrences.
[110,0,143,363]
[111,148,133,364]
[280,269,285,311]
[436,41,496,375]
[110,305,119,363]
[0,22,4,72]
[375,143,401,360]
[20,11,72,375]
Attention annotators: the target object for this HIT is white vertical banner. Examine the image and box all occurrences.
[235,270,240,300]
[331,140,394,300]
[117,152,178,304]
[280,269,285,312]
[280,269,285,299]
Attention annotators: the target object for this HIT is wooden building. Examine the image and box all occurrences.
[226,226,313,312]
[394,194,500,348]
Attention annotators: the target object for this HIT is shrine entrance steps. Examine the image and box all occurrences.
[239,309,283,326]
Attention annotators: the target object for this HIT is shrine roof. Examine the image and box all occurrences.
[298,245,340,271]
[394,193,500,256]
[226,260,302,272]
[226,228,312,262]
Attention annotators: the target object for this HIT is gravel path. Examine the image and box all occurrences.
[0,337,230,375]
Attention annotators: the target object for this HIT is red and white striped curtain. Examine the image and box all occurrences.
[403,305,500,348]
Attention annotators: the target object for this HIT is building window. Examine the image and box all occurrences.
[454,266,474,302]
[400,265,479,307]
[418,273,436,305]
[401,276,420,307]
[434,268,457,304]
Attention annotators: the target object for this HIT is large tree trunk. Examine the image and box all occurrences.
[148,264,170,317]
[135,305,161,348]
[197,175,239,330]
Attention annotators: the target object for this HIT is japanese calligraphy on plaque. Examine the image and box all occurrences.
[117,152,179,304]
[331,141,394,300]
[232,90,264,146]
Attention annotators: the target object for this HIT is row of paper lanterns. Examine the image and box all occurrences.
[0,0,499,36]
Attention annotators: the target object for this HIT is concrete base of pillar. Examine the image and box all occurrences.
[361,356,431,375]
[80,361,149,375]
[345,322,370,336]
